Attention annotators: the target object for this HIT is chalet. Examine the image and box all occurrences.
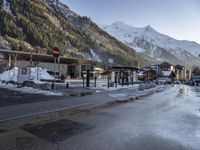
[175,65,185,82]
[175,65,191,82]
[159,62,175,72]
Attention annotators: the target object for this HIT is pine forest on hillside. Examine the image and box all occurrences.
[0,0,148,67]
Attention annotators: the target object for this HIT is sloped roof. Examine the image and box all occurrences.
[138,71,146,76]
[175,64,184,70]
[159,62,173,68]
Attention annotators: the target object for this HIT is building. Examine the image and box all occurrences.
[0,49,96,79]
[175,65,191,82]
[175,65,185,82]
[159,62,175,72]
[151,62,176,84]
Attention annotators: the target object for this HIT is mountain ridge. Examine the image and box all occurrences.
[102,21,200,68]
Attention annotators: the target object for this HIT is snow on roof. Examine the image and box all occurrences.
[162,71,172,76]
[138,71,145,76]
[0,83,63,96]
[95,67,104,71]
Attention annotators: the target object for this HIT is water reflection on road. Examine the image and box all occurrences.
[62,85,200,150]
[177,85,189,97]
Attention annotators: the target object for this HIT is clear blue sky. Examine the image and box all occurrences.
[60,0,200,43]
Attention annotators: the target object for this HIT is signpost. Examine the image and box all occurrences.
[52,47,61,58]
[52,47,61,89]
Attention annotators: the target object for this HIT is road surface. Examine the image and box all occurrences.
[1,84,200,150]
[59,84,200,150]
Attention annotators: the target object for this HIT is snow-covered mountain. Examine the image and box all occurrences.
[102,21,200,67]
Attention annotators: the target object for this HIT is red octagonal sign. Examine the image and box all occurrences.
[52,47,60,58]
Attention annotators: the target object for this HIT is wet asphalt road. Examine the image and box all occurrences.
[0,88,64,107]
[57,85,200,150]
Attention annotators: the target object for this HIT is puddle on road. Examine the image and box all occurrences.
[69,92,92,97]
[176,87,189,97]
[96,90,101,93]
[23,119,94,143]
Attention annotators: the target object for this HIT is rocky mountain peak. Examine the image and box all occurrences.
[102,22,200,68]
[144,25,155,32]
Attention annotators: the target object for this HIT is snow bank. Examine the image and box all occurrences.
[0,67,18,82]
[0,83,63,96]
[0,67,63,95]
[0,67,53,83]
[30,67,54,82]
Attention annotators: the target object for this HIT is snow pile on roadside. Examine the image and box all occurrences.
[0,67,53,83]
[30,67,54,81]
[0,67,61,96]
[0,67,18,82]
[0,83,63,96]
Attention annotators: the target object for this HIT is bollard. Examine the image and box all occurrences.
[94,76,97,87]
[51,83,55,90]
[86,69,90,87]
[66,82,69,88]
[83,76,85,87]
[108,77,110,89]
[132,77,133,86]
[115,76,117,88]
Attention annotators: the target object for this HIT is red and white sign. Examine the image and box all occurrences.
[52,47,61,58]
[21,68,28,75]
[17,67,31,84]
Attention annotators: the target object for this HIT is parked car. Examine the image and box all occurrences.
[174,81,181,84]
[164,81,172,85]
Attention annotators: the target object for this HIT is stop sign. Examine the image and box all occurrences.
[52,47,60,58]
